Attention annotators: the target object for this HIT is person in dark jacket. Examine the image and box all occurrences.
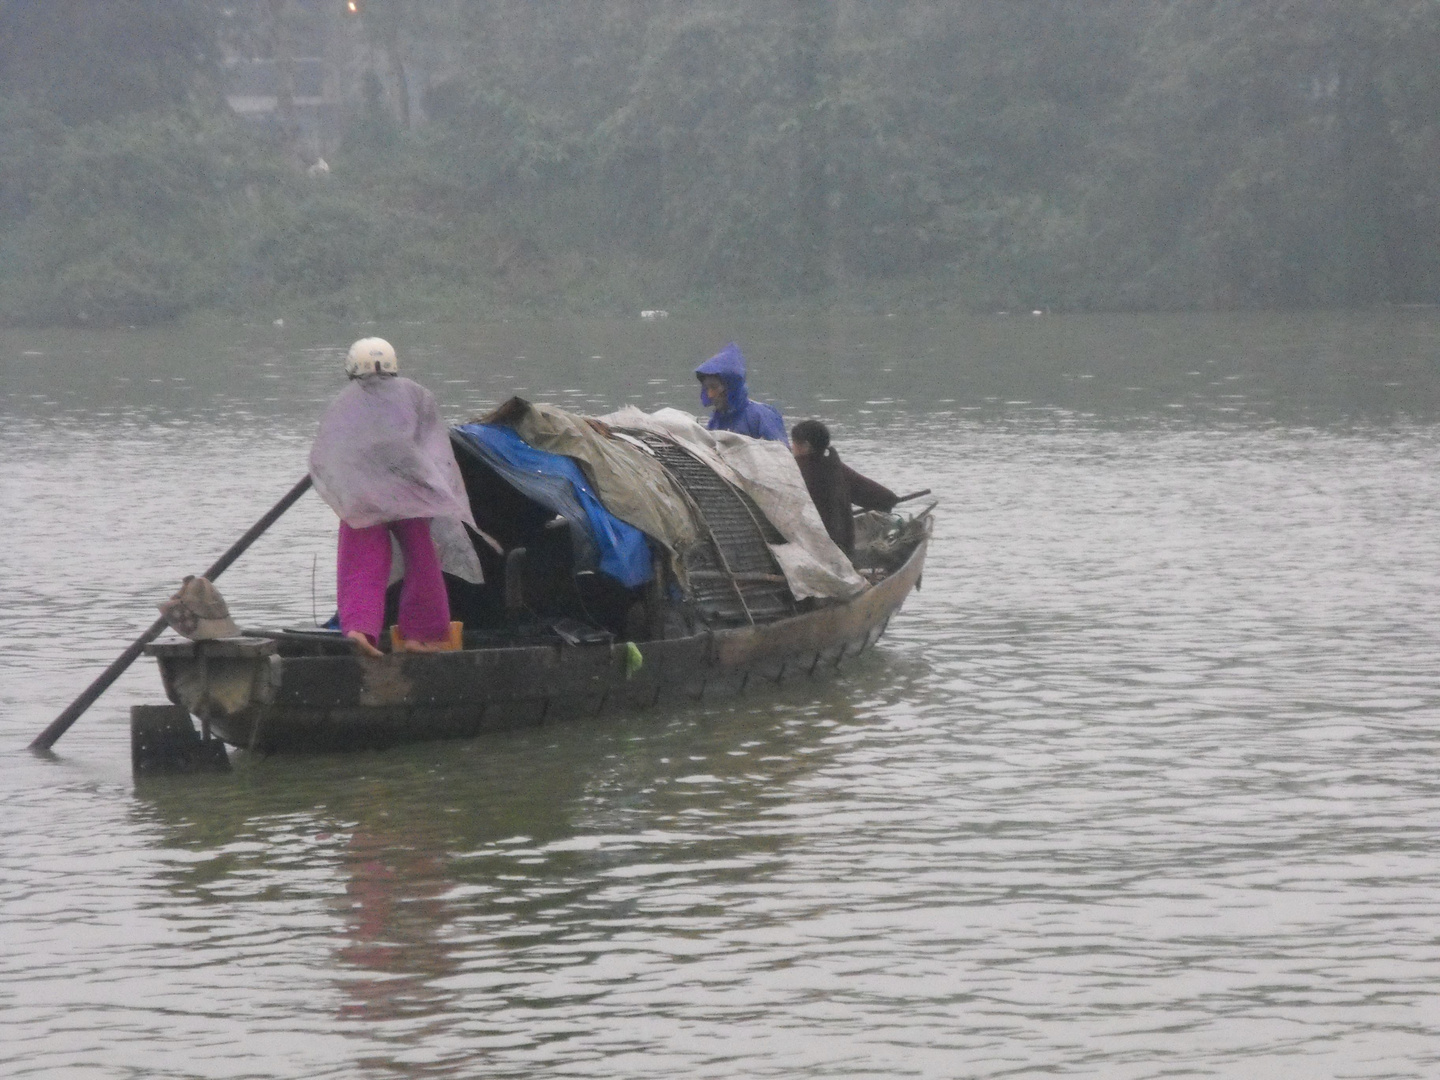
[693,342,788,442]
[790,419,899,559]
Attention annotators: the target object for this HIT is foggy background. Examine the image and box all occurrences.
[0,0,1435,328]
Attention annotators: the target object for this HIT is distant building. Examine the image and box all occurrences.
[218,0,376,159]
[218,0,463,162]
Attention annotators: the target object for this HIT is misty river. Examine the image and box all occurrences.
[5,309,1440,1078]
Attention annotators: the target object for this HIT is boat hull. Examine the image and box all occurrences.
[149,532,927,754]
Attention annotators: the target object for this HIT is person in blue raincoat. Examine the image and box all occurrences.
[693,342,788,443]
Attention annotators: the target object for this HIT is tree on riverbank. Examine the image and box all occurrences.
[1082,0,1440,309]
[0,0,1435,326]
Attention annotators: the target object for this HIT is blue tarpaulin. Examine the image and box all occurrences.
[452,423,653,588]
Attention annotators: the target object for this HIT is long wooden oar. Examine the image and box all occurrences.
[31,474,314,752]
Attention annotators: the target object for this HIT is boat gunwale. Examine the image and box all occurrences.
[148,517,930,752]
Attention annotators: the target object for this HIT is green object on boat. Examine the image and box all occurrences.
[623,641,644,678]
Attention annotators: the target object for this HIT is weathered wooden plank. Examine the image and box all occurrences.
[700,668,749,698]
[131,704,231,775]
[479,699,548,730]
[634,635,711,698]
[272,656,365,709]
[145,638,276,659]
[545,695,607,723]
[153,529,929,753]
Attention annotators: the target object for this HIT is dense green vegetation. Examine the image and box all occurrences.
[0,0,1437,326]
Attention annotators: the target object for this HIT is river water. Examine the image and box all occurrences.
[4,310,1440,1078]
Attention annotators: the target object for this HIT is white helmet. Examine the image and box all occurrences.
[345,337,398,377]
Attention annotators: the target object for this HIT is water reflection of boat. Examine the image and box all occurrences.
[144,405,931,755]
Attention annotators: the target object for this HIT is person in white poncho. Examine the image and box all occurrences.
[308,337,475,657]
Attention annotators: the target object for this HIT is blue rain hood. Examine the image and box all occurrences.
[695,342,750,414]
[694,342,788,442]
[451,423,653,588]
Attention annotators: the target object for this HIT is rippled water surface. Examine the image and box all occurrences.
[5,311,1440,1078]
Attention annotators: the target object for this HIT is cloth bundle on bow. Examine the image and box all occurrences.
[158,576,240,640]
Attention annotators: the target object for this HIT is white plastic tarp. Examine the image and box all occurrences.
[599,407,867,601]
[309,376,484,584]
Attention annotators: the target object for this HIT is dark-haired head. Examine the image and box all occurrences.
[790,418,831,454]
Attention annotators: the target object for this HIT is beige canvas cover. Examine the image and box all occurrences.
[507,402,702,575]
[599,407,867,600]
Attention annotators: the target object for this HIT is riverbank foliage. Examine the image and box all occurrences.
[1,0,1438,326]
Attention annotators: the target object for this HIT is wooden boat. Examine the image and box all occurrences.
[141,422,932,756]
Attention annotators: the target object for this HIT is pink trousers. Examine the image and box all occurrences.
[337,518,451,646]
